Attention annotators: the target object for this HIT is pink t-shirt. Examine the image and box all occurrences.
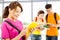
[1,18,23,40]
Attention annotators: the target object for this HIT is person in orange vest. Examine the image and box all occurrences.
[26,10,45,40]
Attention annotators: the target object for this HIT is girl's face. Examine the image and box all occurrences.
[9,6,21,20]
[38,14,44,19]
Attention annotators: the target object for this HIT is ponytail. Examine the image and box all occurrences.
[3,6,9,18]
[3,1,23,18]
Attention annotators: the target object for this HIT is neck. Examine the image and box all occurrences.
[37,18,43,23]
[38,18,42,20]
[48,11,53,14]
[8,14,16,22]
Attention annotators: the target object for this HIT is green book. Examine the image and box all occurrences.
[43,24,48,28]
[40,24,50,28]
[43,23,52,28]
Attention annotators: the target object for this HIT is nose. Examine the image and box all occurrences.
[17,14,20,16]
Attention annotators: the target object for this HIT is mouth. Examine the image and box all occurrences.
[14,15,18,18]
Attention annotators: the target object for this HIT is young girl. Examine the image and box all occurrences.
[26,10,45,40]
[2,1,26,40]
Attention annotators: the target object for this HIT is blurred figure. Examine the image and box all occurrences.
[45,4,60,40]
[26,10,45,40]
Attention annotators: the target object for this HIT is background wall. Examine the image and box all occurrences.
[0,0,60,40]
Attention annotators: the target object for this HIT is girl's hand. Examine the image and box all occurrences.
[12,28,27,40]
[20,27,27,37]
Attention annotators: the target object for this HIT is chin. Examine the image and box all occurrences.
[14,17,17,20]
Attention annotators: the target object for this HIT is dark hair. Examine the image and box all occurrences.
[45,4,52,9]
[37,10,44,16]
[3,1,23,18]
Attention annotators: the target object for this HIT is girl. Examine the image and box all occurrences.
[26,10,45,40]
[2,1,26,40]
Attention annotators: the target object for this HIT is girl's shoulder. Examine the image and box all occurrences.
[17,20,23,24]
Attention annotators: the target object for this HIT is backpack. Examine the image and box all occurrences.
[46,13,60,29]
[35,17,44,22]
[4,20,26,40]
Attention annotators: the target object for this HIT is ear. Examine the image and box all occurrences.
[9,8,15,13]
[9,8,11,12]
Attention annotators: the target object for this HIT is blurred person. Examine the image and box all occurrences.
[26,10,45,40]
[45,4,60,40]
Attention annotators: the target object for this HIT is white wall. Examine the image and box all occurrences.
[1,1,60,40]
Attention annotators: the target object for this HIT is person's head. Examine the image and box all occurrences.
[45,4,52,14]
[3,1,23,20]
[37,10,44,19]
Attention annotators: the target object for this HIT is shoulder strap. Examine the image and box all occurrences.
[54,13,60,29]
[4,20,21,34]
[42,19,44,22]
[46,14,48,22]
[35,17,37,22]
[54,13,57,24]
[46,13,57,23]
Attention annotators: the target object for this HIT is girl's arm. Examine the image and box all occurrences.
[4,28,27,40]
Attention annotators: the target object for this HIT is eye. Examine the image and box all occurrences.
[16,10,20,13]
